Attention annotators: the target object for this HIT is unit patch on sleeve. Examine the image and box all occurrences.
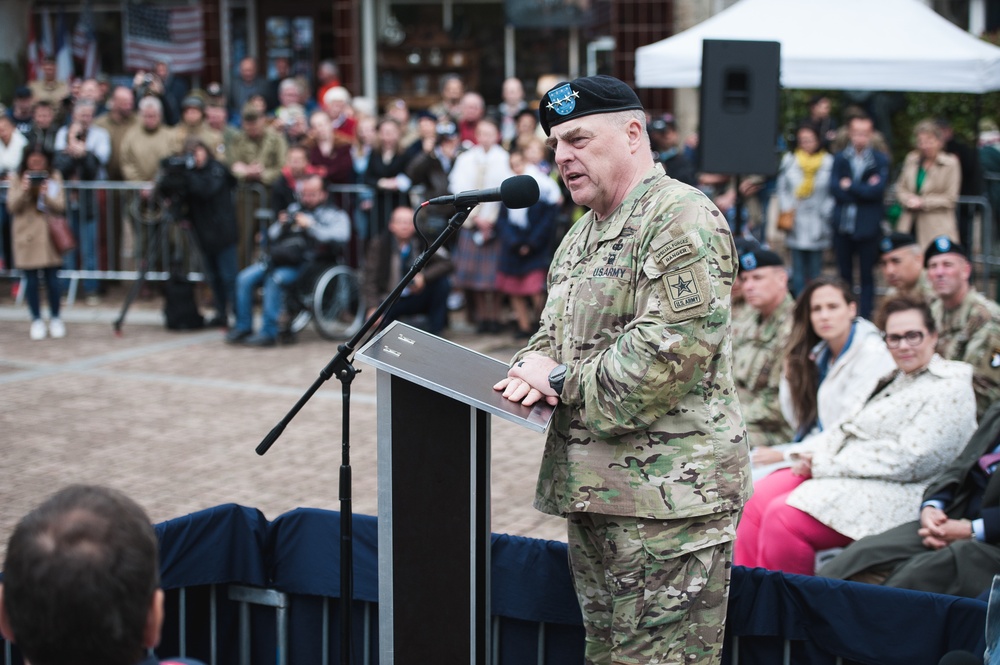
[665,269,704,312]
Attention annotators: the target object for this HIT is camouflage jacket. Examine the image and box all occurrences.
[932,289,1000,419]
[514,165,751,520]
[733,293,795,448]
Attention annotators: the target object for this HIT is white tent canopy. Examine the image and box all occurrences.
[635,0,1000,93]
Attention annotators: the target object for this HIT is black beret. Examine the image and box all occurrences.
[878,231,918,255]
[924,235,967,266]
[14,86,32,99]
[539,75,643,136]
[648,113,676,133]
[739,248,784,272]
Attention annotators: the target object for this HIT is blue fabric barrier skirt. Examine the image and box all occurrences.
[147,504,985,665]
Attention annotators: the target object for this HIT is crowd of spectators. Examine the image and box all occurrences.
[4,52,1000,623]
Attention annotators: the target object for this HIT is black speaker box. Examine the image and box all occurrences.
[699,39,781,176]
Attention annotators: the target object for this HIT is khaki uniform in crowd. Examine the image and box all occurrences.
[121,125,176,183]
[169,122,225,156]
[226,128,286,266]
[28,80,69,116]
[93,114,139,181]
[733,293,795,448]
[932,289,1000,419]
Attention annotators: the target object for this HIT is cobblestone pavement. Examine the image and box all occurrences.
[0,291,567,558]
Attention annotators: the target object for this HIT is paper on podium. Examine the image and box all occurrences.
[357,321,555,433]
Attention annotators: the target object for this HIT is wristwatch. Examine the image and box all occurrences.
[548,364,567,395]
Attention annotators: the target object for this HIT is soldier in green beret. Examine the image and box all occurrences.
[495,75,750,665]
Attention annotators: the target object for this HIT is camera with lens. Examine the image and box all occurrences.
[27,171,49,185]
[154,155,191,199]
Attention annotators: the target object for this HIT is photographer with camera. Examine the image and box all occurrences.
[226,174,350,347]
[180,138,238,327]
[54,100,110,304]
[132,60,188,127]
[8,145,67,340]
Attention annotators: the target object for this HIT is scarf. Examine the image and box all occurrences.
[794,149,826,199]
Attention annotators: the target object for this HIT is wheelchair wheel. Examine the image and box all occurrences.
[286,275,313,334]
[312,265,364,340]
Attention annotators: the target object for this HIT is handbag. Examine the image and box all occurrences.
[777,210,796,232]
[47,214,77,254]
[267,230,309,267]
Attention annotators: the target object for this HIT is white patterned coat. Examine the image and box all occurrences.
[785,355,976,541]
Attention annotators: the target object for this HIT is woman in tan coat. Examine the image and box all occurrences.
[8,145,67,340]
[895,119,961,248]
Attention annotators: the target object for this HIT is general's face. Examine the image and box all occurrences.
[927,253,971,300]
[547,113,638,218]
[740,267,787,312]
[880,247,923,290]
[884,308,937,374]
[809,285,855,344]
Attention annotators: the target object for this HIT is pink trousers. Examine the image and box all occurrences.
[734,468,853,575]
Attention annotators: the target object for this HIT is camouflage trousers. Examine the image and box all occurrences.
[566,511,739,665]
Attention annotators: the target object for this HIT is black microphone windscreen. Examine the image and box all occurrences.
[500,175,540,209]
[938,651,982,665]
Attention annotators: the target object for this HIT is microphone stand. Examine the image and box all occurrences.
[255,202,475,664]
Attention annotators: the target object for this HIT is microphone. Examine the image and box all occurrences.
[424,174,540,209]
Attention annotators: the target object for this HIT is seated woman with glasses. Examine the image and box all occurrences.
[734,295,977,575]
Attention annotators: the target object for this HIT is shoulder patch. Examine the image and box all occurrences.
[665,268,705,312]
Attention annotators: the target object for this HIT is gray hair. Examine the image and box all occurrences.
[138,96,163,115]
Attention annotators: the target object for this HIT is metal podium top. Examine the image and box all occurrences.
[356,321,555,433]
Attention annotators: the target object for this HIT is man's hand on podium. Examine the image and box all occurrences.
[494,353,561,407]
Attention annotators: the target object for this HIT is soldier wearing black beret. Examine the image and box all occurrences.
[876,231,935,306]
[924,234,1000,418]
[495,75,749,665]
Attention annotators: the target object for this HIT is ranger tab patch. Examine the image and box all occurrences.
[666,269,704,311]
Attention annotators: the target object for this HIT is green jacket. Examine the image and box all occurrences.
[933,289,1000,419]
[733,293,795,448]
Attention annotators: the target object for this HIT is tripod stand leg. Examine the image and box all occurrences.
[113,222,165,334]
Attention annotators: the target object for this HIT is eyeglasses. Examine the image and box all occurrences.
[883,330,925,349]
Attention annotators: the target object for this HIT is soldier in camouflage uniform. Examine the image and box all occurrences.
[494,76,751,665]
[924,235,1000,419]
[878,231,936,304]
[732,249,795,448]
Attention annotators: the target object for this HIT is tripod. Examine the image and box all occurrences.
[113,194,191,334]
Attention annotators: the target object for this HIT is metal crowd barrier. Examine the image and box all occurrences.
[0,180,382,306]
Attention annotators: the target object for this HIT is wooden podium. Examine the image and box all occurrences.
[357,321,553,665]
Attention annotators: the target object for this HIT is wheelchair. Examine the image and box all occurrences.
[281,249,365,341]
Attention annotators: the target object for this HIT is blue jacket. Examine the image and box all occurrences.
[496,199,558,277]
[828,148,890,240]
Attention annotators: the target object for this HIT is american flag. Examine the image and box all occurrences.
[124,3,204,73]
[72,1,100,79]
